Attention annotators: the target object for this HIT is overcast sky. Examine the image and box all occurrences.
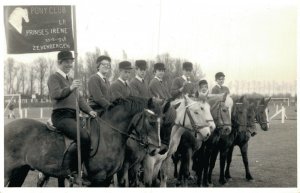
[0,0,298,84]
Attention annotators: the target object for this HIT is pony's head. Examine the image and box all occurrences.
[123,96,172,155]
[172,95,212,141]
[247,103,257,136]
[232,96,250,133]
[208,93,232,136]
[255,97,271,131]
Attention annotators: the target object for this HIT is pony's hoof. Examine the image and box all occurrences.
[219,179,228,185]
[226,177,233,181]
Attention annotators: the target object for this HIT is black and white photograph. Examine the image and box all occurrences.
[0,0,298,191]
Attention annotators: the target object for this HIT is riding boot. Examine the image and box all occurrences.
[63,143,91,186]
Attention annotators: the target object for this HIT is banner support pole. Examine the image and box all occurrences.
[72,5,82,187]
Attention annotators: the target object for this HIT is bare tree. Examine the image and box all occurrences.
[85,47,101,77]
[34,57,48,97]
[4,57,16,94]
[28,65,36,96]
[14,62,27,94]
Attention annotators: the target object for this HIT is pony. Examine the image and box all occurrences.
[4,97,163,187]
[116,100,173,187]
[203,96,252,186]
[174,93,232,186]
[224,96,271,182]
[142,95,213,187]
[8,7,29,34]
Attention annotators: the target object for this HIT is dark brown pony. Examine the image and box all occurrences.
[4,97,162,187]
[116,100,175,187]
[224,97,270,182]
[203,96,252,185]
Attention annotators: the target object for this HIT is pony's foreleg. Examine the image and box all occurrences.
[159,159,169,187]
[207,148,218,185]
[171,153,180,178]
[239,142,253,181]
[225,145,235,180]
[219,148,229,185]
[8,166,30,187]
[117,162,129,187]
[143,156,155,187]
[37,172,49,187]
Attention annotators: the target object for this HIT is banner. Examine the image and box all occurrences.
[4,6,74,54]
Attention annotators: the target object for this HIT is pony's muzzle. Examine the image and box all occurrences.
[223,126,231,135]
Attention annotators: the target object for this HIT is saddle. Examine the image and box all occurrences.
[46,115,100,158]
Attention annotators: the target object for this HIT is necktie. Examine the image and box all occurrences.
[66,75,69,81]
[125,82,128,87]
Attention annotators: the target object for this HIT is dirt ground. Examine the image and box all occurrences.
[4,106,297,187]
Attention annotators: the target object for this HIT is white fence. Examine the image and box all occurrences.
[269,105,287,123]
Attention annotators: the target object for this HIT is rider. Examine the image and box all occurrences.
[110,61,133,101]
[129,60,150,98]
[149,62,171,100]
[197,79,209,96]
[47,50,97,184]
[171,62,195,99]
[88,55,112,114]
[211,72,230,94]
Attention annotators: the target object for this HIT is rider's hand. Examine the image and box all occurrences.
[89,111,97,118]
[70,80,81,91]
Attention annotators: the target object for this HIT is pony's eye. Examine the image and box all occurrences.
[194,111,199,114]
[200,107,204,110]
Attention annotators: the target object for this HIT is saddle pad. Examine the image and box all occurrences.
[46,118,73,150]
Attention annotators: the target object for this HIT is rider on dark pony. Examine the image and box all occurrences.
[211,72,230,95]
[47,51,97,185]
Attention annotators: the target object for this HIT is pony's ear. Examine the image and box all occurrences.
[265,97,271,105]
[239,96,245,102]
[222,92,228,102]
[162,101,171,114]
[173,102,181,110]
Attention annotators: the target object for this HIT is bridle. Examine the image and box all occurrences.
[210,100,232,128]
[233,102,256,134]
[176,96,209,137]
[254,105,269,126]
[87,109,160,157]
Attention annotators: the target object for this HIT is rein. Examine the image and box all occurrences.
[176,96,209,137]
[211,100,232,128]
[254,105,269,125]
[87,109,160,157]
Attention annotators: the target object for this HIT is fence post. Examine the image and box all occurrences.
[40,108,43,119]
[19,109,23,119]
[25,108,28,118]
[281,106,285,124]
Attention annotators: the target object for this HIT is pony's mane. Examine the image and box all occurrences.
[208,93,233,109]
[107,96,149,113]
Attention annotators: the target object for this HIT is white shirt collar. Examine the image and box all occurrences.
[97,72,106,81]
[155,76,162,82]
[182,75,191,83]
[135,75,143,82]
[57,68,68,79]
[118,77,127,85]
[216,84,222,88]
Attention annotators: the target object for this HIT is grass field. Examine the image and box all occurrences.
[3,106,297,187]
